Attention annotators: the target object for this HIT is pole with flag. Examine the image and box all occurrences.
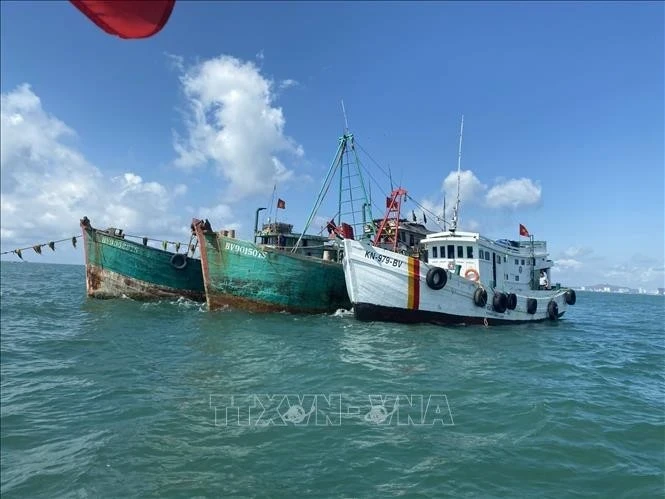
[520,224,536,287]
[275,198,285,225]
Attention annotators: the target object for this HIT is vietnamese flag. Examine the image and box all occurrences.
[277,198,286,209]
[519,224,530,237]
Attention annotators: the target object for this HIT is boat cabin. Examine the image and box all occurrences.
[256,222,334,258]
[421,230,555,292]
[371,218,432,256]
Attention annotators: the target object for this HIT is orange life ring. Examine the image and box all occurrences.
[465,268,479,282]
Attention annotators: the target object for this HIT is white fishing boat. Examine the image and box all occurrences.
[341,117,576,326]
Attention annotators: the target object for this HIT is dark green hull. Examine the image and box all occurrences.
[196,228,351,313]
[81,222,205,301]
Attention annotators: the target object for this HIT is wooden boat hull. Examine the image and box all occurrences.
[343,238,572,326]
[195,224,351,313]
[81,220,205,302]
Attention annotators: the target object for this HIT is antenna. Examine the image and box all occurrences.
[443,194,447,231]
[451,114,464,233]
[341,99,349,133]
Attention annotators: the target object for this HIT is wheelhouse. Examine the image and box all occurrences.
[421,230,555,291]
[256,222,332,258]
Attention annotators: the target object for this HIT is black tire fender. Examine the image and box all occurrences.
[493,292,507,313]
[170,253,187,270]
[426,267,447,290]
[473,287,488,307]
[548,300,559,320]
[507,293,517,310]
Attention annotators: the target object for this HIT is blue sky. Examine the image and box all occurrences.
[1,1,663,289]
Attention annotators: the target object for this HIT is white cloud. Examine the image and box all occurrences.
[417,170,486,230]
[554,258,583,270]
[562,246,593,258]
[0,84,194,252]
[198,203,234,222]
[442,169,486,204]
[173,184,188,196]
[164,52,184,72]
[172,55,304,200]
[485,178,542,209]
[279,79,299,90]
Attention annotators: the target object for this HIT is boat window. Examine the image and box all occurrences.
[410,234,415,246]
[432,246,438,258]
[521,259,525,265]
[514,258,519,265]
[303,240,308,247]
[467,246,473,258]
[496,254,501,264]
[479,249,484,259]
[505,274,509,280]
[457,246,464,258]
[440,246,445,258]
[485,252,490,261]
[447,245,455,258]
[515,275,519,281]
[504,255,507,262]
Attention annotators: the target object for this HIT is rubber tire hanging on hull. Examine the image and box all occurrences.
[547,300,559,320]
[565,289,576,305]
[526,298,537,315]
[473,288,487,307]
[170,253,187,270]
[507,293,517,310]
[426,267,447,290]
[493,292,507,313]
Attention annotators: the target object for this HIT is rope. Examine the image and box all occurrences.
[355,140,447,231]
[1,231,198,259]
[0,235,81,256]
[123,233,195,249]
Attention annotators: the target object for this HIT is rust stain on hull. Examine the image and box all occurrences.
[85,264,205,302]
[207,292,341,315]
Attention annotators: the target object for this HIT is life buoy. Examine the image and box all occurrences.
[473,287,487,307]
[547,300,559,320]
[565,289,576,305]
[507,293,517,310]
[465,268,479,282]
[493,292,507,313]
[526,298,537,315]
[170,253,187,270]
[426,267,447,290]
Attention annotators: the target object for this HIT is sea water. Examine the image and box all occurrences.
[1,262,663,497]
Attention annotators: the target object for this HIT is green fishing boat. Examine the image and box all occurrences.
[194,130,375,313]
[193,224,349,313]
[80,216,205,301]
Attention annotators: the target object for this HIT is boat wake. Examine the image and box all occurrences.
[332,308,353,317]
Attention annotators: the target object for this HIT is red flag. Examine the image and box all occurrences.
[277,198,286,209]
[519,224,530,237]
[69,0,176,39]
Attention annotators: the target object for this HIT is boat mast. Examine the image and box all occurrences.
[450,114,464,234]
[292,101,373,252]
[338,100,349,227]
[443,194,447,231]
